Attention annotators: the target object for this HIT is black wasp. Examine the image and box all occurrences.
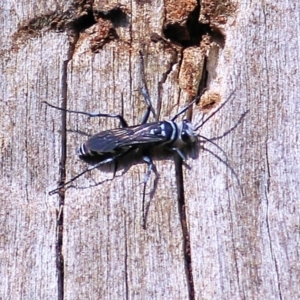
[45,52,234,222]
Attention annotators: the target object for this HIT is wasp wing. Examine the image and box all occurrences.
[84,121,172,153]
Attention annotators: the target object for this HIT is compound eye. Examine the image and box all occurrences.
[181,130,191,143]
[181,120,196,144]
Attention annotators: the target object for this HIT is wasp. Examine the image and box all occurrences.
[45,52,237,228]
[45,95,200,194]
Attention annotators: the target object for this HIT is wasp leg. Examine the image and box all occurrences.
[43,101,128,128]
[141,155,156,229]
[112,159,119,179]
[171,147,186,160]
[48,156,119,195]
[138,51,156,124]
[142,155,155,183]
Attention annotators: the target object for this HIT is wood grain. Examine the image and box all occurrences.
[1,0,299,299]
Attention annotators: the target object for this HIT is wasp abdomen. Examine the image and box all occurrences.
[77,143,110,163]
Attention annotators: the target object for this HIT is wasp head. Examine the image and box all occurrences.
[176,120,197,146]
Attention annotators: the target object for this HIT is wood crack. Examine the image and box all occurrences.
[174,155,195,300]
[56,34,78,300]
[56,58,68,300]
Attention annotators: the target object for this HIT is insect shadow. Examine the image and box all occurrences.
[45,51,247,228]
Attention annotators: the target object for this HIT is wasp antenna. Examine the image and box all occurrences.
[202,146,244,196]
[171,98,198,121]
[171,88,207,122]
[199,109,250,143]
[198,134,229,162]
[139,51,156,124]
[195,89,236,131]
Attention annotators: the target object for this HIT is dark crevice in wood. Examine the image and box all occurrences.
[94,5,129,28]
[15,3,129,40]
[163,3,211,47]
[56,58,68,300]
[70,3,129,39]
[124,222,129,300]
[161,0,227,55]
[173,49,208,300]
[56,202,64,300]
[174,51,210,298]
[71,7,96,32]
[56,34,78,300]
[198,57,208,100]
[174,155,195,300]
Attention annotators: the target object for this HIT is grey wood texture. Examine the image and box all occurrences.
[0,1,299,299]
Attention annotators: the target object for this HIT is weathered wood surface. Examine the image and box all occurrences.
[0,25,69,300]
[1,0,299,299]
